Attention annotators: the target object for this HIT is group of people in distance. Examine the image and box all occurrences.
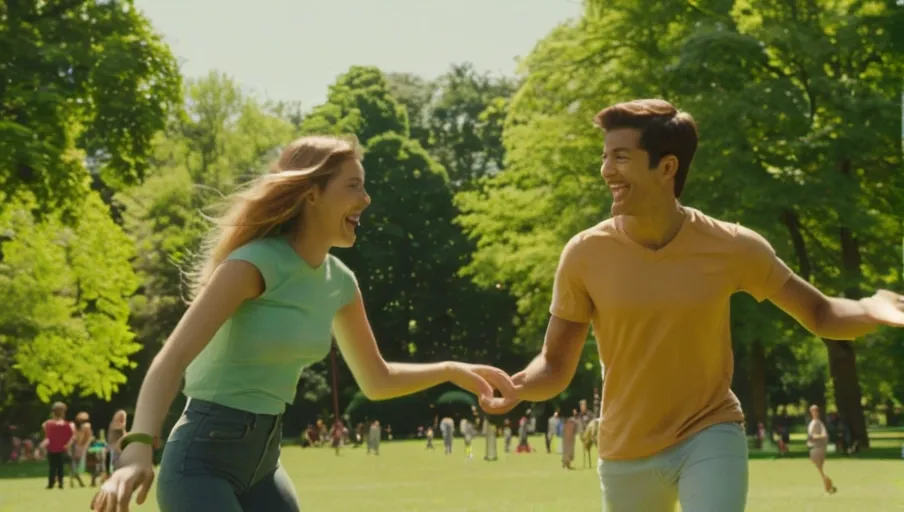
[90,99,904,512]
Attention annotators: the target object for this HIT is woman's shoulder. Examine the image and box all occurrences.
[326,254,355,278]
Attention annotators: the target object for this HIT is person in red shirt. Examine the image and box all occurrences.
[43,402,74,489]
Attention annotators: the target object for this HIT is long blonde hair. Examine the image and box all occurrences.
[188,135,362,299]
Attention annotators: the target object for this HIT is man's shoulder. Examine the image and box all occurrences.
[685,208,778,257]
[567,218,621,248]
[684,208,742,238]
[684,207,765,245]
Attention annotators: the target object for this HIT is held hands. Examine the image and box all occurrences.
[862,290,904,327]
[445,363,525,415]
[89,443,155,512]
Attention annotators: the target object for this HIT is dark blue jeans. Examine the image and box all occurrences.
[156,398,299,512]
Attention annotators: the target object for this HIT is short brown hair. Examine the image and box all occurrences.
[594,99,698,198]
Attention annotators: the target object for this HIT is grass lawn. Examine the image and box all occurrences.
[1,435,902,511]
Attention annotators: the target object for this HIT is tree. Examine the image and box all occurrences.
[0,191,140,424]
[112,73,299,430]
[458,0,903,444]
[0,0,182,213]
[665,0,904,447]
[302,66,409,143]
[387,64,518,190]
[301,67,523,433]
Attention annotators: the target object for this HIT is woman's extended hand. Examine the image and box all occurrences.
[445,362,519,411]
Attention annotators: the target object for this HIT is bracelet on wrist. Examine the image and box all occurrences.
[118,432,161,451]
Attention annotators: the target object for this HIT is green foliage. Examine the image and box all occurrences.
[0,192,140,408]
[0,0,182,213]
[456,0,904,420]
[300,67,522,419]
[302,66,409,143]
[113,74,299,407]
[387,64,518,190]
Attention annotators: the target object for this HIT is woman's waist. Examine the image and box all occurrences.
[185,397,283,421]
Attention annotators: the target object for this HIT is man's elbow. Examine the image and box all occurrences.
[807,297,859,341]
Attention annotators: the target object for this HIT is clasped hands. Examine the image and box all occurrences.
[446,362,525,415]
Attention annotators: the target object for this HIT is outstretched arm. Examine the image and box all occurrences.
[332,288,515,406]
[734,225,903,339]
[483,235,593,414]
[769,276,903,340]
[511,316,589,402]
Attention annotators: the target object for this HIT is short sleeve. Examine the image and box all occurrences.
[734,226,793,302]
[225,239,281,294]
[330,256,359,307]
[549,236,593,323]
[341,267,359,307]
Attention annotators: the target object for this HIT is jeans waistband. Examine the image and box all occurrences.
[185,398,282,422]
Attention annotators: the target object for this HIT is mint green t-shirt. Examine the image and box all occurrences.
[183,236,358,415]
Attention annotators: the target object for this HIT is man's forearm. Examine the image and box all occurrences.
[814,297,879,340]
[516,353,570,402]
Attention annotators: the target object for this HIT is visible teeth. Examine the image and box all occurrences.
[347,215,360,224]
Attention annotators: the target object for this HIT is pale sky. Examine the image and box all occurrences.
[134,0,583,109]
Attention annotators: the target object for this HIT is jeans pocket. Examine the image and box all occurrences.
[195,413,251,442]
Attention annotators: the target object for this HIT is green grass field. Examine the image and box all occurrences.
[1,435,902,512]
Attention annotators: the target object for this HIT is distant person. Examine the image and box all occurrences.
[546,409,560,453]
[90,136,516,512]
[460,418,474,459]
[807,405,837,494]
[440,416,455,455]
[367,420,381,456]
[42,402,74,490]
[516,414,532,453]
[482,99,904,511]
[425,427,434,450]
[502,419,513,453]
[86,429,108,487]
[69,411,94,488]
[561,414,577,470]
[106,410,127,474]
[484,423,498,461]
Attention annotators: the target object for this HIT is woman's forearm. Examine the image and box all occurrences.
[363,362,452,401]
[128,356,186,439]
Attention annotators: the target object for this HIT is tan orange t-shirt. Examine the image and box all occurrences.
[550,207,793,460]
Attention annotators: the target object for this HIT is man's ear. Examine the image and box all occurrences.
[658,154,679,181]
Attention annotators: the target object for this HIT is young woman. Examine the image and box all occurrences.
[43,402,74,489]
[69,411,94,488]
[807,405,837,494]
[106,410,127,476]
[90,135,515,512]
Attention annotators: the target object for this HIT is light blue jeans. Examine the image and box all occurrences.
[598,422,748,512]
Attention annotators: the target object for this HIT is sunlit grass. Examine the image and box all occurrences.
[1,435,902,511]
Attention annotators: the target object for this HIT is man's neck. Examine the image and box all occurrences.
[619,200,686,250]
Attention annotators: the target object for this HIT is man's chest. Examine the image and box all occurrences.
[582,250,739,315]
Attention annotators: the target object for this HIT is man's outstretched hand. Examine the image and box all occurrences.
[862,290,904,328]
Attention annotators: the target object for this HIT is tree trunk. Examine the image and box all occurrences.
[782,208,868,449]
[825,221,869,450]
[748,338,768,447]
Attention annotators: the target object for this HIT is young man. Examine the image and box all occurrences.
[485,99,904,511]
